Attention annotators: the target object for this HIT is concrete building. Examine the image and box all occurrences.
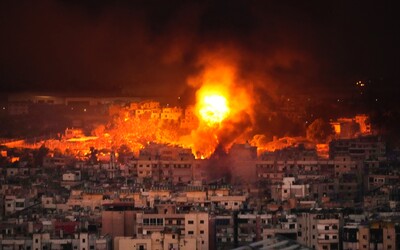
[62,171,82,181]
[4,195,29,216]
[281,177,310,201]
[229,143,258,184]
[209,195,247,211]
[297,212,341,250]
[101,203,137,237]
[329,136,386,161]
[211,215,235,250]
[343,221,397,250]
[128,145,198,185]
[0,232,111,250]
[111,211,208,250]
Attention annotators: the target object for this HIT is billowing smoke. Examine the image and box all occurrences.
[183,48,255,156]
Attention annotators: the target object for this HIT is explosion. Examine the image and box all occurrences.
[187,52,254,157]
[198,93,230,126]
[38,51,254,160]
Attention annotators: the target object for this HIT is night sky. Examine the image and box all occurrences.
[0,1,398,100]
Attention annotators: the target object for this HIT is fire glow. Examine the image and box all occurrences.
[185,55,254,157]
[25,55,254,160]
[198,93,230,126]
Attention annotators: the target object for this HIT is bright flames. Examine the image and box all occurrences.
[198,94,230,125]
[25,53,254,160]
[186,54,254,157]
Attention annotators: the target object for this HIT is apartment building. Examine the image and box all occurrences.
[297,212,341,250]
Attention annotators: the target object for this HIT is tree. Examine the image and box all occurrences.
[306,118,335,143]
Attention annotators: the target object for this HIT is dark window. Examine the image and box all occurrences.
[216,219,230,226]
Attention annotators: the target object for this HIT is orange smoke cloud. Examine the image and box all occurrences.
[184,50,254,157]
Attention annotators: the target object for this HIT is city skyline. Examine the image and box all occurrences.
[1,2,400,250]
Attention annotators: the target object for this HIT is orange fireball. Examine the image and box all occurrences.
[198,93,230,125]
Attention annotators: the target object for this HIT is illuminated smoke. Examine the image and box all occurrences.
[184,48,255,156]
